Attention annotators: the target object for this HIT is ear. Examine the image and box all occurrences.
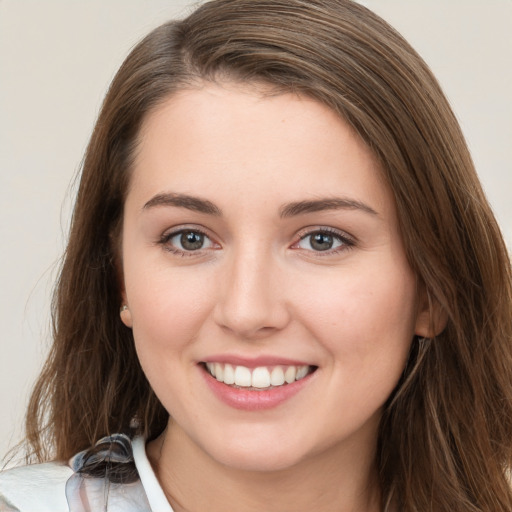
[110,235,133,329]
[120,301,133,328]
[414,287,448,338]
[110,221,132,326]
[119,287,133,328]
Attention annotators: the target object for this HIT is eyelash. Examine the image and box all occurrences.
[158,227,217,257]
[157,226,355,257]
[293,227,355,256]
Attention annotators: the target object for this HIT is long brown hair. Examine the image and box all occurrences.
[25,1,512,510]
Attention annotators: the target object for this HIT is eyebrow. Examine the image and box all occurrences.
[279,198,378,218]
[142,193,377,218]
[143,193,222,216]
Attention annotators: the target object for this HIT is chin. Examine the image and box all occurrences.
[214,447,305,473]
[200,430,313,473]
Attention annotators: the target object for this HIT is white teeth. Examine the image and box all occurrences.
[223,364,235,385]
[234,366,252,387]
[296,365,309,380]
[270,366,285,386]
[214,362,224,382]
[205,363,312,389]
[284,366,296,384]
[252,367,271,388]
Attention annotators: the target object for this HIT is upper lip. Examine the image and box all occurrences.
[201,355,314,368]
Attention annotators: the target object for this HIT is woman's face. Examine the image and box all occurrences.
[121,83,429,472]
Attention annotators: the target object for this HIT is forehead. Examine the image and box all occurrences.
[129,82,393,218]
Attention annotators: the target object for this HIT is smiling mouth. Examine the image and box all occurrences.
[202,362,317,391]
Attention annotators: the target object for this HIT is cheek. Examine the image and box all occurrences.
[124,262,215,359]
[127,268,216,415]
[297,258,417,367]
[297,263,417,430]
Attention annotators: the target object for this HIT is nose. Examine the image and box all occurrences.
[213,246,291,339]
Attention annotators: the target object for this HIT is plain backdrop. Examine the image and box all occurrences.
[1,0,511,462]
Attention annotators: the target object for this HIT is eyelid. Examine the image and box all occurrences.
[158,224,221,255]
[156,224,355,257]
[160,224,210,239]
[295,225,355,240]
[291,226,356,253]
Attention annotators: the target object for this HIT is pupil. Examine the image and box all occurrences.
[311,233,333,251]
[181,231,204,250]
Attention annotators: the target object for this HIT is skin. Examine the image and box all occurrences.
[120,82,434,512]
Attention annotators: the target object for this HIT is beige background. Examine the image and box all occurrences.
[1,0,511,462]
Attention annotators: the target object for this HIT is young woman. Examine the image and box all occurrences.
[1,0,511,511]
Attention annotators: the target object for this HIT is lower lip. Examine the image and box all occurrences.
[201,366,314,411]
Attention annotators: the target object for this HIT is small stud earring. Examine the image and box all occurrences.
[120,305,129,313]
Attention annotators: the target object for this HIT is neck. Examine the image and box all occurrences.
[147,421,382,512]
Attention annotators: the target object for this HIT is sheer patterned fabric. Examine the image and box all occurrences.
[0,435,172,511]
[65,434,152,511]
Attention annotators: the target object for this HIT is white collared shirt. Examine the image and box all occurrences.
[0,437,173,512]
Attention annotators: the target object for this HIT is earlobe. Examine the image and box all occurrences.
[120,304,133,328]
[414,291,448,338]
[119,286,132,328]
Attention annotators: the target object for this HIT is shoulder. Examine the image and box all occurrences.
[0,458,152,512]
[0,436,170,512]
[0,461,72,511]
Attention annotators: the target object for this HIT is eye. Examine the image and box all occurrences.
[294,229,354,253]
[160,228,217,254]
[174,231,207,251]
